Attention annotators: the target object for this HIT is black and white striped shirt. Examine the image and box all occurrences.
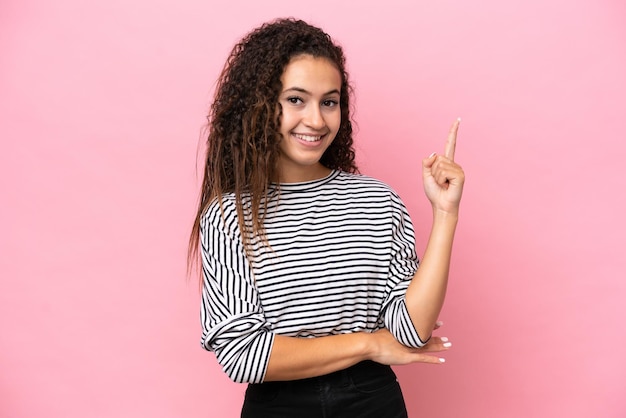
[200,170,425,383]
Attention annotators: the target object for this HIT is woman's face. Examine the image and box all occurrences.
[277,54,342,183]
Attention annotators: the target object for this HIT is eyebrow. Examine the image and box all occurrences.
[282,87,340,96]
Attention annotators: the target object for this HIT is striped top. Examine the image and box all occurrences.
[200,170,426,383]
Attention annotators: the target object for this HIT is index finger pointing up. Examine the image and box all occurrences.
[445,118,461,161]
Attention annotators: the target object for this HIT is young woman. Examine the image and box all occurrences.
[189,18,465,417]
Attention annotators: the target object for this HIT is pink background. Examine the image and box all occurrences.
[2,0,625,417]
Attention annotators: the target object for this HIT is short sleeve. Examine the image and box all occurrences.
[200,199,275,383]
[380,192,429,347]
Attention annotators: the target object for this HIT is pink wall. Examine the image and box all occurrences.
[2,0,625,417]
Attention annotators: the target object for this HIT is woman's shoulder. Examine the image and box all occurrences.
[334,170,400,195]
[201,194,239,231]
[332,171,409,211]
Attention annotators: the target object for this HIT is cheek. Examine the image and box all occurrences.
[279,109,297,130]
[331,111,342,131]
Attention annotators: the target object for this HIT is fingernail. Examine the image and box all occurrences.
[429,152,436,158]
[443,342,452,348]
[440,337,449,342]
[436,321,444,326]
[439,358,446,363]
[457,117,461,122]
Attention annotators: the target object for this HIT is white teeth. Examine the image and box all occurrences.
[294,133,322,142]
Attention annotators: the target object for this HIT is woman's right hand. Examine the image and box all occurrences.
[368,328,451,365]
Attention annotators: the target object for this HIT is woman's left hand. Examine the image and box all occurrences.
[422,118,465,214]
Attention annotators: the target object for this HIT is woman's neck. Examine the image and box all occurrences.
[277,163,332,184]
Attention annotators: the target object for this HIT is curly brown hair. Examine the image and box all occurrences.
[188,18,358,277]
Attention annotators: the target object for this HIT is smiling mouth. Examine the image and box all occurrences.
[293,133,324,142]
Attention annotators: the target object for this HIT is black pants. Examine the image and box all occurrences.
[241,361,408,418]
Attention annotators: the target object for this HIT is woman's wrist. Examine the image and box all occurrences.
[356,332,376,362]
[432,207,459,225]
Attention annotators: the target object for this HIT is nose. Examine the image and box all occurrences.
[303,104,326,130]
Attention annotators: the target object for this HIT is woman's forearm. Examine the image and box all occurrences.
[264,327,448,381]
[264,333,370,381]
[405,209,458,342]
